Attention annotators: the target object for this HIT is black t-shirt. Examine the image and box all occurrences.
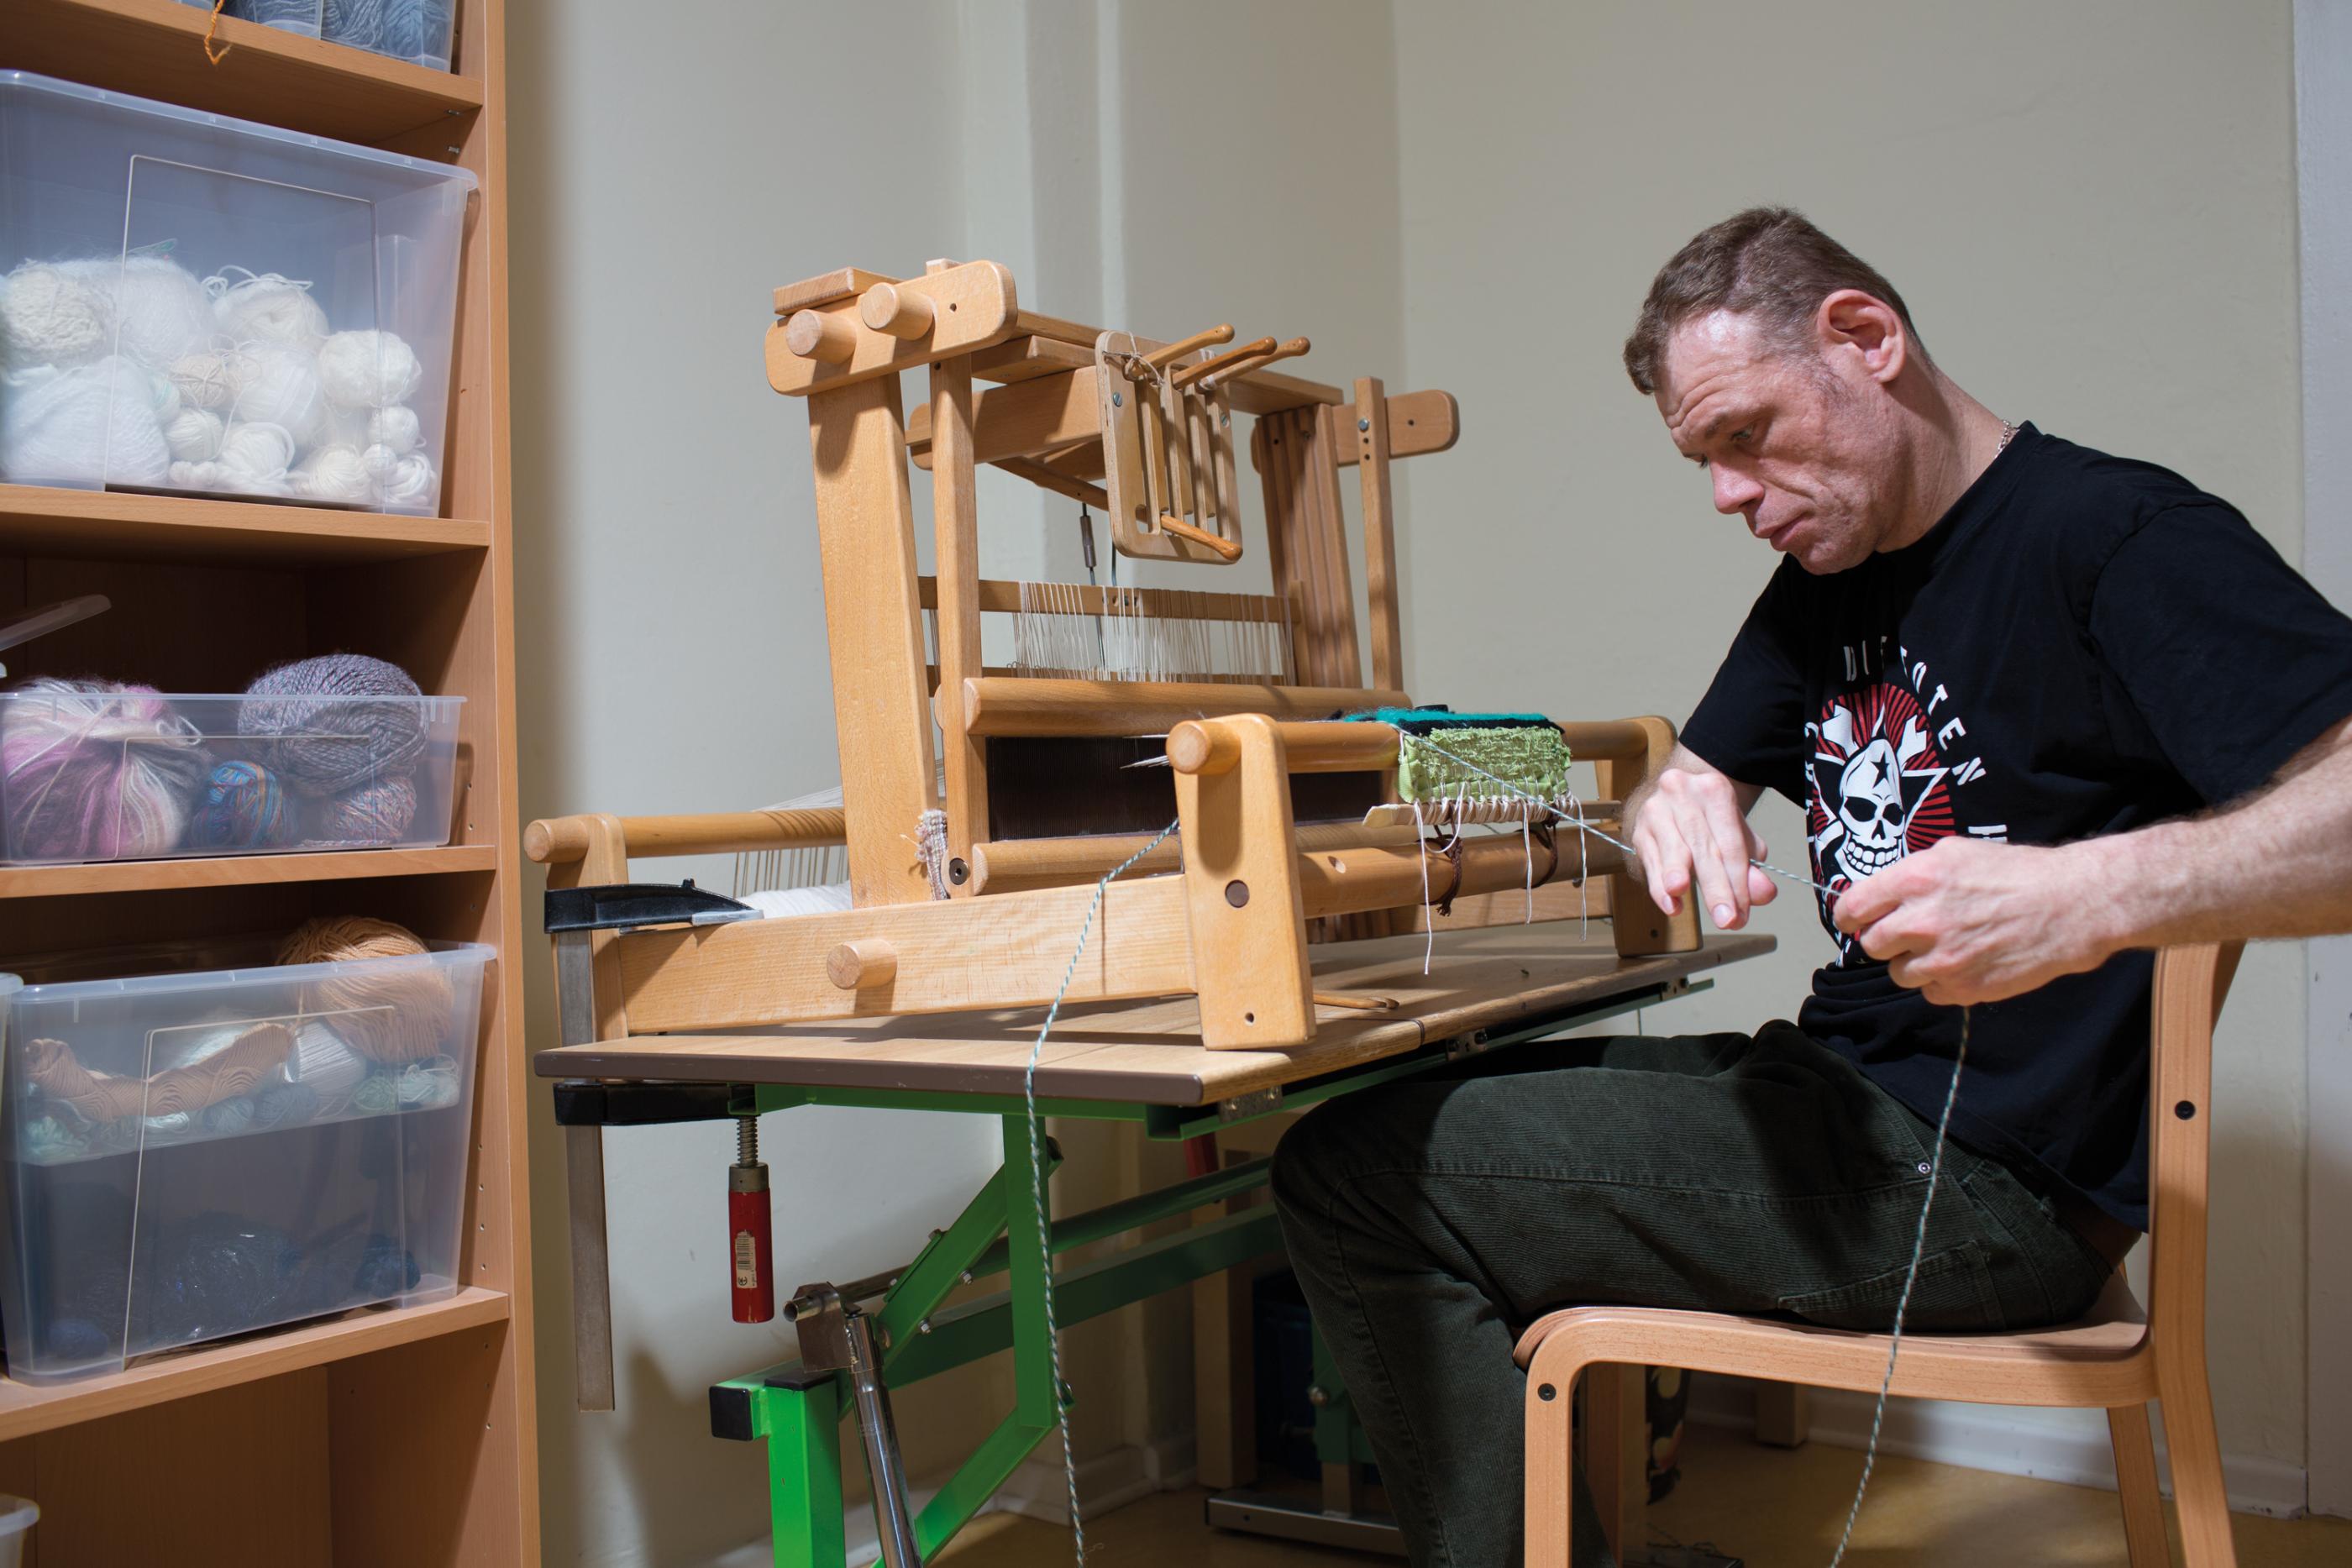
[1682,424,2352,1229]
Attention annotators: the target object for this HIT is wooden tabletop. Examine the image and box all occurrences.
[535,926,1776,1108]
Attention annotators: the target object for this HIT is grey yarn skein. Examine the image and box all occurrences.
[239,653,427,797]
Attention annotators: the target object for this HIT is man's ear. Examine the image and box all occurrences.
[1816,289,1908,385]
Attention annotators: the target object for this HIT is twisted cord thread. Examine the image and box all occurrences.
[1024,818,1182,1565]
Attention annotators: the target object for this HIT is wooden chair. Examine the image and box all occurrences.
[1515,942,2246,1567]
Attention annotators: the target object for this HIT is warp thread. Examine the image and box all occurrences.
[740,884,855,920]
[240,653,428,795]
[275,915,454,1064]
[0,679,210,860]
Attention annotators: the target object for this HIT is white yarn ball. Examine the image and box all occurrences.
[163,405,224,462]
[316,329,423,410]
[0,261,116,370]
[227,344,325,445]
[375,450,440,511]
[108,256,215,370]
[0,357,170,485]
[207,269,328,352]
[291,443,374,505]
[168,347,249,412]
[366,404,423,455]
[219,420,296,480]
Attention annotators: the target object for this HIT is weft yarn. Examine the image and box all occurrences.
[240,653,428,794]
[0,679,208,859]
[275,915,454,1065]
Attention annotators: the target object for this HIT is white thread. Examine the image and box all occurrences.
[318,328,423,409]
[0,260,115,368]
[108,255,215,370]
[228,343,327,445]
[0,357,171,486]
[1023,818,1182,1565]
[207,268,328,352]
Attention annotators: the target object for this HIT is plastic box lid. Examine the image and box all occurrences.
[0,70,479,191]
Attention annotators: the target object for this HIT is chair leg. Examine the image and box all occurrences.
[2107,1403,2170,1567]
[1583,1363,1646,1563]
[1525,1354,1580,1568]
[2155,1366,2239,1567]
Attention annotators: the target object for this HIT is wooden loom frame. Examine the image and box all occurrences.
[527,257,1703,1057]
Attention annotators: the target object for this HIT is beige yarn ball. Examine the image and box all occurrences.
[276,916,455,1065]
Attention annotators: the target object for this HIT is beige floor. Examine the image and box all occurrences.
[932,1424,2352,1565]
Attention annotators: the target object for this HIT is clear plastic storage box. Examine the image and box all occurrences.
[0,72,474,514]
[0,936,489,1382]
[0,687,464,865]
[176,2,459,71]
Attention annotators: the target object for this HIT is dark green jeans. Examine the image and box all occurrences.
[1269,1022,2116,1568]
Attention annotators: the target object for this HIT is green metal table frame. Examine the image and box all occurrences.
[700,978,1709,1568]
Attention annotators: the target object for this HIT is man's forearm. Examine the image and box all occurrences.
[2068,716,2352,952]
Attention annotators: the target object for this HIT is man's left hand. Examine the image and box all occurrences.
[1832,837,2114,1006]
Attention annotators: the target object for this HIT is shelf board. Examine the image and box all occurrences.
[0,1285,508,1442]
[0,843,496,898]
[0,485,491,565]
[6,0,482,148]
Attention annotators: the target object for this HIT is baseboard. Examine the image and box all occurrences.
[1688,1377,2307,1518]
[995,1432,1200,1523]
[698,1435,1200,1567]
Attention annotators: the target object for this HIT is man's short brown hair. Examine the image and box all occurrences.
[1623,207,1924,395]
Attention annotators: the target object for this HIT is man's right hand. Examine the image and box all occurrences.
[1626,747,1777,930]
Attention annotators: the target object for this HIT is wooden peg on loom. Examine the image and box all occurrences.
[1173,336,1277,389]
[1143,323,1236,370]
[785,308,857,364]
[1205,335,1310,388]
[1157,513,1244,561]
[858,280,935,340]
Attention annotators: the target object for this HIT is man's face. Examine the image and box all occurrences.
[1654,310,1900,574]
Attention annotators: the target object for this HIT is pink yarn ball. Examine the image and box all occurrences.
[0,679,210,862]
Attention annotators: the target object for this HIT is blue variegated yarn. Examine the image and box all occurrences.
[189,759,297,850]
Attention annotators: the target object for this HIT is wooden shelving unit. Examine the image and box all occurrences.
[0,3,537,1563]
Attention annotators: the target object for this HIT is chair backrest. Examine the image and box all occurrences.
[2145,941,2244,1342]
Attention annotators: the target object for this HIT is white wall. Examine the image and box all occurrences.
[507,3,1404,1561]
[1394,0,2309,1503]
[507,5,1011,1564]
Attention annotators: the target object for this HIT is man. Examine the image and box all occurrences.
[1272,207,2352,1568]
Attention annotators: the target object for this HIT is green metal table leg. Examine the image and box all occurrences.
[757,1379,848,1568]
[901,1408,1056,1564]
[1001,1111,1062,1428]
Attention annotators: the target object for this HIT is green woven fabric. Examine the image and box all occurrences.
[1345,706,1572,803]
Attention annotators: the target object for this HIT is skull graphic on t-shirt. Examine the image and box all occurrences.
[1806,683,1958,957]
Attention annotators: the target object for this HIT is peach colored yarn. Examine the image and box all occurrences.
[275,915,452,1064]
